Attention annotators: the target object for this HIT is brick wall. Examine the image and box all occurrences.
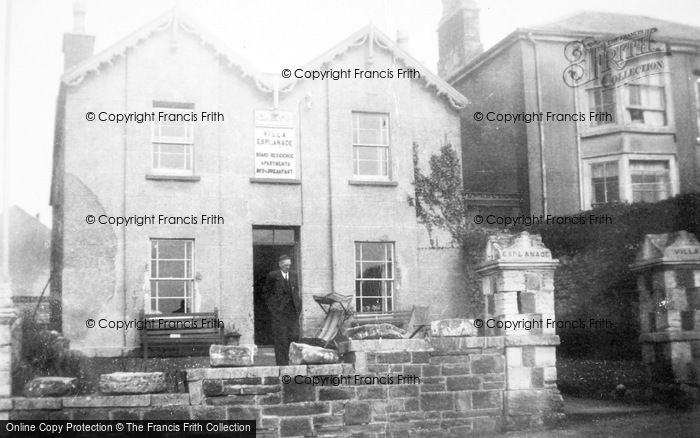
[4,336,563,437]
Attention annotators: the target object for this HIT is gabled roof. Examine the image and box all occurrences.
[526,10,700,44]
[61,9,467,110]
[449,10,700,83]
[282,24,468,110]
[61,8,272,91]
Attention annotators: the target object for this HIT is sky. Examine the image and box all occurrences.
[1,0,699,227]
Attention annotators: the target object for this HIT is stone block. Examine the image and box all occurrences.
[14,398,62,410]
[525,273,542,292]
[420,392,454,411]
[150,393,190,406]
[430,319,477,337]
[63,395,151,408]
[472,391,502,409]
[344,401,371,425]
[281,381,316,403]
[454,391,472,411]
[535,291,554,314]
[345,323,406,340]
[535,347,556,367]
[288,342,339,365]
[446,376,481,391]
[471,355,505,374]
[497,271,526,292]
[494,292,519,314]
[373,351,411,364]
[98,372,166,395]
[262,402,329,416]
[504,389,553,415]
[24,377,78,398]
[441,363,470,375]
[319,387,355,401]
[506,367,531,390]
[505,347,522,368]
[209,344,257,367]
[543,366,557,383]
[280,417,312,437]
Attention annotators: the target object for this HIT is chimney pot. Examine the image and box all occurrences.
[62,1,94,70]
[396,29,409,51]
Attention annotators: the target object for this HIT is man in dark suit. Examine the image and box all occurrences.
[263,254,301,365]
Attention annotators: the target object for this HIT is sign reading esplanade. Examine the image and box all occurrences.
[483,231,556,263]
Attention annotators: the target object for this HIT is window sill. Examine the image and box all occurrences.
[250,178,301,185]
[580,125,675,139]
[146,174,201,182]
[348,180,398,187]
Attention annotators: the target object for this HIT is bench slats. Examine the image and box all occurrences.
[140,309,223,359]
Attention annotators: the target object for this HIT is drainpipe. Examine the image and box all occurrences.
[325,79,335,292]
[527,33,547,216]
[573,85,585,210]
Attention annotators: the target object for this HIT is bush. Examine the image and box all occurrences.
[12,310,86,395]
[515,194,700,360]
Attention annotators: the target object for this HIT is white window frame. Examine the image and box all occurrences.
[351,112,391,180]
[151,106,195,175]
[354,241,395,313]
[587,87,616,127]
[148,239,195,314]
[589,160,620,207]
[582,154,679,209]
[624,76,667,127]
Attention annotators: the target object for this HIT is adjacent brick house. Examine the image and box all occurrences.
[50,8,467,355]
[439,1,700,216]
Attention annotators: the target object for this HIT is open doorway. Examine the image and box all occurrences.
[252,226,299,345]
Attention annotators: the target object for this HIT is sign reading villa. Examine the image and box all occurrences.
[254,110,297,179]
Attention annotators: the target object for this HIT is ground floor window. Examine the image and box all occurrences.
[630,160,671,203]
[355,242,394,313]
[150,239,194,314]
[585,156,676,209]
[591,161,619,207]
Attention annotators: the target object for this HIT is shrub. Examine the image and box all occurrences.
[12,310,86,395]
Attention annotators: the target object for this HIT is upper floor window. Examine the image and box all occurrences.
[352,112,389,179]
[630,160,671,203]
[626,76,666,127]
[150,239,194,314]
[354,242,394,313]
[152,102,194,174]
[587,87,615,126]
[591,161,619,207]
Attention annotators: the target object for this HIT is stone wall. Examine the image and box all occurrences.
[3,336,563,436]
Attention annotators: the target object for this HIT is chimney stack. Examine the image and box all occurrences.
[62,1,94,70]
[437,0,483,81]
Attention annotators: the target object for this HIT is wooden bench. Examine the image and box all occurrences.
[351,306,430,338]
[140,309,223,359]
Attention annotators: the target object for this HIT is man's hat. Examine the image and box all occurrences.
[278,254,291,262]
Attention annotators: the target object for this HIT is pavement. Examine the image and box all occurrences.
[495,395,700,438]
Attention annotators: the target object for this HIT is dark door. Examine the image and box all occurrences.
[252,227,298,345]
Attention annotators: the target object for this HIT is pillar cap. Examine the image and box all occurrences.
[630,230,700,271]
[477,231,558,274]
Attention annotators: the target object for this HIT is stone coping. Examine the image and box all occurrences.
[639,331,700,343]
[429,336,505,353]
[1,393,191,411]
[337,338,433,354]
[186,363,356,381]
[503,334,560,347]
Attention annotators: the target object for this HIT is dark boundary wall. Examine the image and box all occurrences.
[2,337,563,437]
